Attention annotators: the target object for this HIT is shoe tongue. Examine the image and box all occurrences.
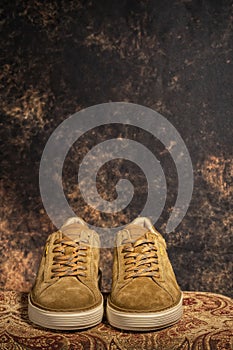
[60,223,86,255]
[123,224,153,254]
[126,224,149,241]
[61,223,85,241]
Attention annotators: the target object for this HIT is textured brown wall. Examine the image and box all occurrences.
[1,0,232,297]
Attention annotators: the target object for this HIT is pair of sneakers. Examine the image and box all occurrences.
[28,217,183,331]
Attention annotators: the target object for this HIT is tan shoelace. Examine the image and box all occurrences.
[51,236,88,278]
[122,236,160,279]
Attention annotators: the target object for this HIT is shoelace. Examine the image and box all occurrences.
[51,236,88,279]
[122,236,160,279]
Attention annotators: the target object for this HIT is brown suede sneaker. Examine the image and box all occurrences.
[107,217,183,331]
[28,217,103,330]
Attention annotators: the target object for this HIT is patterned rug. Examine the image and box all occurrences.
[0,291,232,349]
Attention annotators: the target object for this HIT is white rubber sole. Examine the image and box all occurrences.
[28,296,104,330]
[106,296,183,331]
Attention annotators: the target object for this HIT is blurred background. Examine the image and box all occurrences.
[1,0,232,297]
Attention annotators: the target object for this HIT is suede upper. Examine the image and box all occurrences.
[30,221,102,312]
[108,219,182,313]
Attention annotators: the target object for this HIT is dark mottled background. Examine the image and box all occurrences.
[1,1,232,297]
